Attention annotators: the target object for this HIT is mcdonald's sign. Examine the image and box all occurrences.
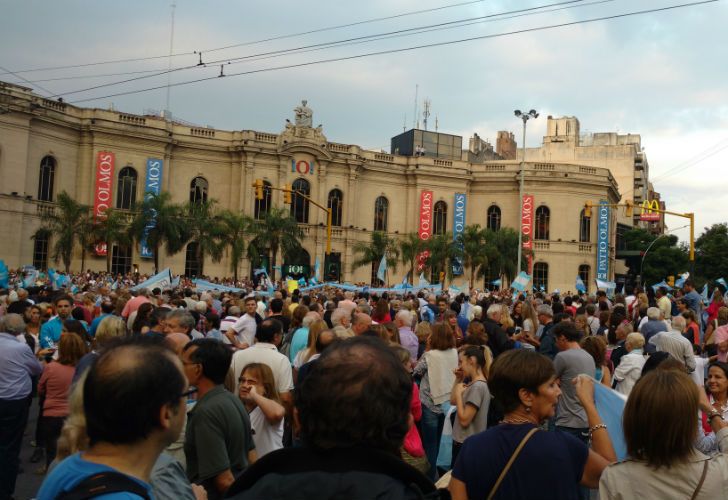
[639,200,661,222]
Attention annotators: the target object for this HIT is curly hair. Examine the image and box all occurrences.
[295,336,411,455]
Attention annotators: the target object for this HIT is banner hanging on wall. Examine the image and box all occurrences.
[452,193,466,276]
[93,151,115,256]
[597,200,610,280]
[417,190,433,271]
[521,194,534,274]
[140,158,163,259]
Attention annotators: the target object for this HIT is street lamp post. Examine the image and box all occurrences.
[514,109,539,275]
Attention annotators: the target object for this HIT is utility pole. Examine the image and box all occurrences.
[514,109,539,275]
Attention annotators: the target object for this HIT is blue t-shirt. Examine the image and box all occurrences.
[452,423,588,500]
[289,327,309,363]
[38,452,153,499]
[89,313,112,337]
[40,316,63,349]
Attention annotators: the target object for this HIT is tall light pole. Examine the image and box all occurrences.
[514,109,539,274]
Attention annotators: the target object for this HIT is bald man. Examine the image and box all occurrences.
[165,332,190,357]
[351,313,372,336]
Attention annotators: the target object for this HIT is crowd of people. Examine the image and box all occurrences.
[1,273,728,499]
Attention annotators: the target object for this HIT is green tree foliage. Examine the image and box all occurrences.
[398,232,426,284]
[423,232,461,288]
[696,223,728,283]
[129,192,187,273]
[36,191,90,273]
[351,231,399,285]
[217,210,251,282]
[184,200,225,276]
[247,207,303,282]
[623,228,688,285]
[92,209,132,273]
[457,225,488,286]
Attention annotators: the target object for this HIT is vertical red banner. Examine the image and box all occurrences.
[417,190,433,271]
[521,194,534,274]
[93,151,115,256]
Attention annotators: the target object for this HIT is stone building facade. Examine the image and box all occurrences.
[0,81,631,293]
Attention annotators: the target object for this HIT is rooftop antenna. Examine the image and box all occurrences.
[422,98,431,130]
[435,115,439,132]
[413,84,418,129]
[403,113,407,132]
[164,0,176,118]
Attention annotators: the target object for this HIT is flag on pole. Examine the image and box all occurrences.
[418,272,430,286]
[314,257,321,283]
[377,255,387,283]
[575,276,587,293]
[674,272,689,289]
[511,271,531,292]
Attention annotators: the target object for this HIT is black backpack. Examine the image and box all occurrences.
[56,472,151,500]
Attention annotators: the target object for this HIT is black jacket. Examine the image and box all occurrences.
[483,317,514,358]
[225,446,448,500]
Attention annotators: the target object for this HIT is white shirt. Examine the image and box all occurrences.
[649,329,697,373]
[692,356,710,387]
[614,350,646,396]
[230,342,294,395]
[231,313,257,346]
[248,406,283,459]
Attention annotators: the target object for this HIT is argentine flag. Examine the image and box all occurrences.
[575,276,587,293]
[377,255,387,283]
[511,271,531,292]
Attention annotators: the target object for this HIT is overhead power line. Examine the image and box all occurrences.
[68,0,719,105]
[21,0,600,89]
[48,0,591,99]
[0,65,55,97]
[0,0,489,76]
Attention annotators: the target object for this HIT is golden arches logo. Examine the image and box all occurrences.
[640,200,660,222]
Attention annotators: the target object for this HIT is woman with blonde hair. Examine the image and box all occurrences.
[292,319,327,371]
[520,299,541,348]
[238,363,285,458]
[600,370,728,499]
[73,315,127,383]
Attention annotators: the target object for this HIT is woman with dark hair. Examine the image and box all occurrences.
[24,304,42,353]
[449,349,615,500]
[371,298,391,323]
[601,370,728,499]
[131,302,154,336]
[697,361,728,455]
[450,345,491,468]
[37,330,88,471]
[413,322,458,480]
[581,335,612,387]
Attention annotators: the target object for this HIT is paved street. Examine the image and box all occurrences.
[15,398,45,500]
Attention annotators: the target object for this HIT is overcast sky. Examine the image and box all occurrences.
[1,0,726,245]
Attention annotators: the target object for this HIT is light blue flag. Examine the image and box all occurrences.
[717,278,727,288]
[674,272,690,289]
[23,268,39,288]
[132,268,172,291]
[0,260,8,289]
[702,284,710,305]
[491,278,502,287]
[595,278,617,290]
[651,280,672,292]
[575,276,586,293]
[449,284,461,294]
[377,254,387,283]
[314,257,321,282]
[593,379,628,461]
[418,272,429,287]
[511,271,531,292]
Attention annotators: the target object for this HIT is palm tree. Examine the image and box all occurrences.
[92,209,132,273]
[458,224,488,286]
[351,231,399,285]
[36,191,89,273]
[247,207,303,282]
[480,227,525,285]
[398,232,425,285]
[424,232,462,288]
[184,200,225,276]
[76,210,96,272]
[217,210,250,282]
[129,192,186,273]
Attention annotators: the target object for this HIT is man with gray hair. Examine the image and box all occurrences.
[330,308,354,339]
[164,310,203,339]
[7,288,32,315]
[648,315,696,373]
[639,306,669,353]
[395,310,418,361]
[537,304,558,359]
[0,313,43,500]
[483,303,514,358]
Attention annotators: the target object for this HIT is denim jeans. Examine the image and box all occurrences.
[420,405,445,480]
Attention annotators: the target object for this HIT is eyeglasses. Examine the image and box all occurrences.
[179,387,198,399]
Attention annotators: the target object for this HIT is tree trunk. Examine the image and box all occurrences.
[106,245,112,274]
[470,266,475,290]
[270,243,279,282]
[197,246,204,277]
[81,247,86,273]
[154,243,160,275]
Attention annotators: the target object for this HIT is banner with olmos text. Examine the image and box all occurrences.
[93,151,115,256]
[597,200,610,280]
[521,194,534,274]
[140,158,163,259]
[417,190,433,271]
[452,193,466,275]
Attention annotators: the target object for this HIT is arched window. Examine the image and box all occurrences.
[578,265,590,293]
[33,230,50,269]
[291,178,311,223]
[487,205,501,231]
[433,201,447,235]
[116,167,138,209]
[579,208,591,242]
[533,262,548,292]
[254,181,272,220]
[38,156,56,201]
[111,245,132,275]
[327,189,343,227]
[535,206,550,240]
[185,242,202,277]
[189,177,208,204]
[373,196,388,232]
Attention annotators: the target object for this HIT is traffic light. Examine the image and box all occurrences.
[283,184,292,204]
[253,179,264,200]
[584,202,592,218]
[625,200,633,217]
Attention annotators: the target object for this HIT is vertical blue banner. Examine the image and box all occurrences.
[140,158,163,259]
[596,200,610,280]
[452,193,466,276]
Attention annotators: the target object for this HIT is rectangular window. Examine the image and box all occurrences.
[33,233,49,270]
[111,245,132,275]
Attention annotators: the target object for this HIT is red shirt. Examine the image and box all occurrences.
[39,361,75,417]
